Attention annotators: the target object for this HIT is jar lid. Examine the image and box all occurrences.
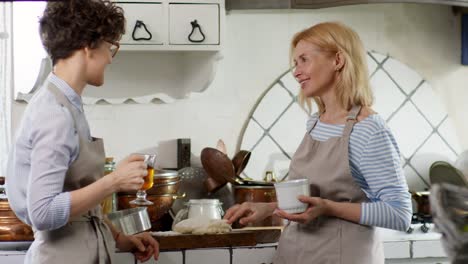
[154,169,178,177]
[187,199,221,205]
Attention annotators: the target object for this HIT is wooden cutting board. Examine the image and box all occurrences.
[154,227,282,250]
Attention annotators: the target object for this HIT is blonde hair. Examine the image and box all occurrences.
[291,22,373,114]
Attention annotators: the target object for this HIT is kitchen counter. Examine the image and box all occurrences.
[0,226,449,264]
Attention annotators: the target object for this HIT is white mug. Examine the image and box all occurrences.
[274,179,310,214]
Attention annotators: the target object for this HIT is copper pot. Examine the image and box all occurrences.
[153,169,180,185]
[0,177,34,241]
[233,185,283,227]
[119,170,181,196]
[117,193,185,230]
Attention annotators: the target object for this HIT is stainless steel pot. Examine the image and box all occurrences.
[117,193,186,231]
[107,207,151,235]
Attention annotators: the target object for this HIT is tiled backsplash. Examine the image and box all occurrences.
[239,52,461,191]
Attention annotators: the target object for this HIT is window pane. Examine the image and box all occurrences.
[13,1,47,96]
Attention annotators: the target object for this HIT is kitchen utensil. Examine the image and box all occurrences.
[274,179,310,214]
[172,167,235,217]
[107,207,151,235]
[201,147,241,186]
[118,193,185,229]
[233,185,283,227]
[0,199,35,241]
[241,179,274,186]
[147,180,181,195]
[153,169,180,184]
[204,176,226,194]
[263,171,278,182]
[173,167,207,214]
[0,177,34,241]
[130,153,157,206]
[149,169,180,195]
[232,150,251,177]
[430,161,468,187]
[430,183,468,263]
[216,139,227,154]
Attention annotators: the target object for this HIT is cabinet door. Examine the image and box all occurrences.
[0,254,26,264]
[169,4,219,45]
[118,2,164,45]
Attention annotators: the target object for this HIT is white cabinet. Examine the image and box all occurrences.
[119,2,165,45]
[116,0,224,51]
[169,3,219,45]
[0,252,26,264]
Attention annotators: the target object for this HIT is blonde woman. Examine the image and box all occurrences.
[224,22,412,263]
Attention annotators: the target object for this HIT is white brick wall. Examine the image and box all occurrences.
[232,246,276,264]
[384,241,411,259]
[0,240,449,264]
[412,240,447,258]
[137,251,183,264]
[185,249,230,264]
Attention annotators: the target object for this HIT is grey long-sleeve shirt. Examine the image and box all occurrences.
[7,73,91,231]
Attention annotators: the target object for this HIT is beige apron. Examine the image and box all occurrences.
[274,105,384,264]
[28,82,115,264]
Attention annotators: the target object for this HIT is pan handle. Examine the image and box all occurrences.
[172,193,186,200]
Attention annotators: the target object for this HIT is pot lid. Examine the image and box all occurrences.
[187,199,222,205]
[240,179,274,186]
[233,185,274,189]
[154,169,178,178]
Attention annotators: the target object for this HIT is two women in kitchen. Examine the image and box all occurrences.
[6,1,159,263]
[224,21,412,264]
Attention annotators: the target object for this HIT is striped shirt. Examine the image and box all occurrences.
[6,73,89,231]
[308,113,412,231]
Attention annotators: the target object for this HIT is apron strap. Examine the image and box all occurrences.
[342,105,362,137]
[47,82,79,132]
[71,213,113,264]
[307,115,320,134]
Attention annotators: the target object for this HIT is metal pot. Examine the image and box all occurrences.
[117,193,185,230]
[0,177,34,241]
[147,180,181,195]
[153,169,180,184]
[107,207,151,235]
[233,185,283,227]
[119,169,181,196]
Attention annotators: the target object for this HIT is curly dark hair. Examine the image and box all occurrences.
[39,0,125,65]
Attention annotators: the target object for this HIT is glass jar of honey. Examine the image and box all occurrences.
[101,157,116,214]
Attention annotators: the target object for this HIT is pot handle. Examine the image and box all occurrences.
[172,193,186,200]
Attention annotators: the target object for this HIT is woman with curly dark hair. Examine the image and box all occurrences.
[7,1,159,263]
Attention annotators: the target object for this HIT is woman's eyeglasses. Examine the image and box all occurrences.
[107,41,120,58]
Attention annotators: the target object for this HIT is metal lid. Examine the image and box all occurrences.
[233,185,274,189]
[187,199,222,205]
[154,169,178,178]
